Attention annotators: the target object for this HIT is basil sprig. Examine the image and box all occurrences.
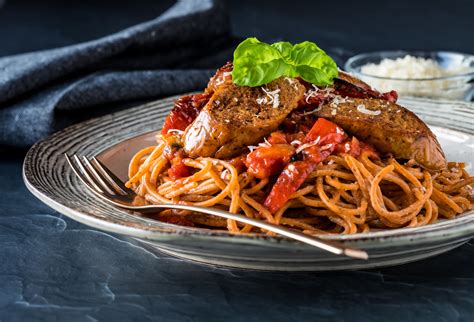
[232,38,338,87]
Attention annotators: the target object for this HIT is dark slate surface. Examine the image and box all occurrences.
[2,154,474,321]
[1,0,473,321]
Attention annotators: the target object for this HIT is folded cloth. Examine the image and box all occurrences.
[0,0,235,148]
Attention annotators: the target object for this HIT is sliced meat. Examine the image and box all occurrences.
[335,71,398,102]
[205,61,233,95]
[298,71,397,111]
[315,98,446,170]
[337,71,375,92]
[161,63,233,136]
[183,77,306,159]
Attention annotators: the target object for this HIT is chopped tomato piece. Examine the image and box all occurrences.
[263,118,346,214]
[334,137,361,157]
[264,161,317,214]
[245,144,295,179]
[168,157,192,180]
[302,145,333,163]
[229,155,248,173]
[305,118,345,145]
[287,132,306,144]
[267,131,289,145]
[161,94,209,135]
[334,137,379,159]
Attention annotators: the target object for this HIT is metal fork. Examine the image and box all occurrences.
[65,154,368,260]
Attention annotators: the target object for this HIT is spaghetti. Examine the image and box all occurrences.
[125,135,474,235]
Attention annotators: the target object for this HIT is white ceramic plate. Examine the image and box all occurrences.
[23,96,474,271]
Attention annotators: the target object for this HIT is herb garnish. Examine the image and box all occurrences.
[232,37,338,87]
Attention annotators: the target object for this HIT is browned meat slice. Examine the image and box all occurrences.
[205,61,233,95]
[183,77,306,158]
[316,98,446,170]
[335,71,398,102]
[337,71,375,92]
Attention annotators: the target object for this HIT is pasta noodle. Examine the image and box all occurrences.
[126,136,474,235]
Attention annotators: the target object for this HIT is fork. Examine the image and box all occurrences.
[65,154,368,260]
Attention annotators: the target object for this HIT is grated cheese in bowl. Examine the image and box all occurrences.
[345,52,474,100]
[360,55,469,80]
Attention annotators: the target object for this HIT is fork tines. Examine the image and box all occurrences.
[65,154,133,198]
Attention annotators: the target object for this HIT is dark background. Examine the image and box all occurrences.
[1,0,473,58]
[1,1,473,321]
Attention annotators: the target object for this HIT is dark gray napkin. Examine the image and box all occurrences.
[0,0,235,148]
[0,0,351,150]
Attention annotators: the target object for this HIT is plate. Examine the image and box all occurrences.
[23,95,474,271]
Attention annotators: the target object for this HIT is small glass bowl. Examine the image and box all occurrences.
[344,51,474,101]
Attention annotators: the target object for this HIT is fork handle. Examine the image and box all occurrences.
[129,203,369,260]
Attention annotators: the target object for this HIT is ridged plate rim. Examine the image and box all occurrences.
[23,95,474,249]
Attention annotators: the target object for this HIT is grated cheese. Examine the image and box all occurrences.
[359,54,473,99]
[344,143,350,152]
[295,142,315,154]
[247,138,272,151]
[465,185,474,197]
[214,71,232,86]
[284,77,299,89]
[295,136,320,154]
[301,102,324,115]
[357,104,381,116]
[257,87,281,108]
[263,137,272,146]
[167,129,184,135]
[320,143,334,151]
[290,139,302,146]
[304,84,320,103]
[361,55,468,79]
[220,169,230,180]
[329,95,352,108]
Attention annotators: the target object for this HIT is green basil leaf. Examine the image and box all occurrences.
[232,38,288,87]
[290,41,338,85]
[295,65,334,85]
[232,38,338,87]
[232,58,289,87]
[271,41,293,60]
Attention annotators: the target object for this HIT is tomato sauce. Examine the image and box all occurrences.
[245,144,295,179]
